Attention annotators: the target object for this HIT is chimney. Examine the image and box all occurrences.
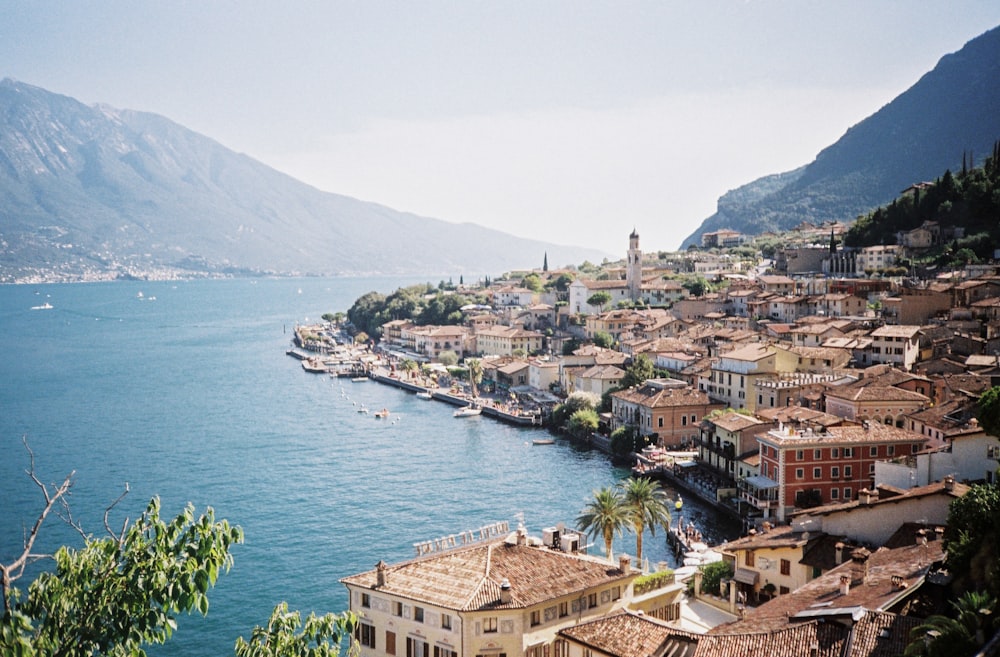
[851,547,871,585]
[916,529,928,546]
[516,527,527,546]
[376,560,388,588]
[835,542,845,564]
[839,574,851,596]
[943,475,955,491]
[859,488,879,505]
[499,578,513,604]
[619,554,632,573]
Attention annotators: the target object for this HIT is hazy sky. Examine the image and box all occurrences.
[4,2,1000,254]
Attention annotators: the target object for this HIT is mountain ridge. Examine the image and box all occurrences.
[683,25,1000,247]
[0,78,610,283]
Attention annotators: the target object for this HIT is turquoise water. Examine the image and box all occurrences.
[0,278,736,656]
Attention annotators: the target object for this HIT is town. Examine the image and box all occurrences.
[292,219,1000,657]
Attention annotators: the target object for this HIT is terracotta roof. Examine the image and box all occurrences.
[612,384,716,409]
[711,412,766,432]
[559,611,699,657]
[340,539,632,611]
[869,325,922,338]
[759,422,927,448]
[700,620,847,657]
[825,382,929,403]
[790,479,969,519]
[717,541,945,634]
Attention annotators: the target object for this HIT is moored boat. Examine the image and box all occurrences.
[453,406,482,418]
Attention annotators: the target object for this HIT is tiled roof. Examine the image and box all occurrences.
[612,384,716,409]
[825,383,929,403]
[559,611,699,657]
[791,479,969,519]
[700,620,847,657]
[711,412,765,432]
[869,325,922,338]
[724,542,944,634]
[340,539,632,611]
[760,422,927,447]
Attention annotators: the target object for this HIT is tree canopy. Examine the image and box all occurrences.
[1,452,357,657]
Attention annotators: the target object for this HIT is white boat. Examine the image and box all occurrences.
[30,302,53,310]
[415,391,433,400]
[453,406,482,418]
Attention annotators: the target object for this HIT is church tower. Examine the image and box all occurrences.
[627,228,642,302]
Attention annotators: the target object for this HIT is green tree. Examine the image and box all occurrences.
[904,590,997,657]
[576,487,629,561]
[235,602,357,657]
[592,331,614,349]
[621,354,656,389]
[437,350,459,367]
[976,387,1000,438]
[1,464,243,655]
[619,477,672,563]
[567,408,599,438]
[522,273,543,293]
[692,561,733,597]
[1,455,358,657]
[944,482,1000,596]
[587,291,612,312]
[465,358,484,398]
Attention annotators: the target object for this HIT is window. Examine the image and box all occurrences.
[780,559,790,576]
[407,638,429,657]
[831,466,840,479]
[559,601,569,618]
[357,623,376,649]
[832,447,839,458]
[831,488,839,500]
[843,448,853,458]
[658,417,663,428]
[744,551,755,567]
[796,450,803,461]
[795,468,804,480]
[530,610,540,626]
[870,446,878,457]
[554,640,570,657]
[588,592,598,608]
[691,414,697,423]
[392,601,403,617]
[814,449,822,459]
[386,631,396,656]
[888,445,895,456]
[780,585,790,595]
[441,614,452,630]
[434,648,457,657]
[414,606,424,623]
[611,585,621,600]
[844,466,852,478]
[682,416,687,426]
[844,488,852,499]
[361,593,371,608]
[483,617,498,634]
[813,467,822,479]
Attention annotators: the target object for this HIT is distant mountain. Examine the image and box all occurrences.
[0,79,609,283]
[683,25,1000,248]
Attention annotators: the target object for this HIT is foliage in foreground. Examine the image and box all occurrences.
[1,453,357,657]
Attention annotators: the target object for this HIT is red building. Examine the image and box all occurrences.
[741,422,927,521]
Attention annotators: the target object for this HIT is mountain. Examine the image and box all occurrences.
[0,79,609,283]
[683,25,1000,247]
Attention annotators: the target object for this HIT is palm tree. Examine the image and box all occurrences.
[619,476,672,563]
[466,358,483,398]
[400,359,418,380]
[905,590,997,657]
[576,487,629,562]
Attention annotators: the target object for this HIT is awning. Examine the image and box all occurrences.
[744,475,779,489]
[677,460,698,469]
[733,568,760,585]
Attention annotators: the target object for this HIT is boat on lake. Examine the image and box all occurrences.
[416,391,433,400]
[532,439,555,446]
[453,406,482,418]
[374,408,390,419]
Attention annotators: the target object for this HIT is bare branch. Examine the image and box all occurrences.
[2,438,76,616]
[103,482,131,543]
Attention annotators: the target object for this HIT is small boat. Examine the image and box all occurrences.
[30,302,53,310]
[532,439,555,446]
[351,377,368,382]
[415,391,433,400]
[357,406,369,414]
[453,406,482,418]
[374,408,390,419]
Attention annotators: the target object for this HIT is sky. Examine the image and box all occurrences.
[4,2,1000,255]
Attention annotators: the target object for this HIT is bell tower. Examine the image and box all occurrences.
[627,228,641,301]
